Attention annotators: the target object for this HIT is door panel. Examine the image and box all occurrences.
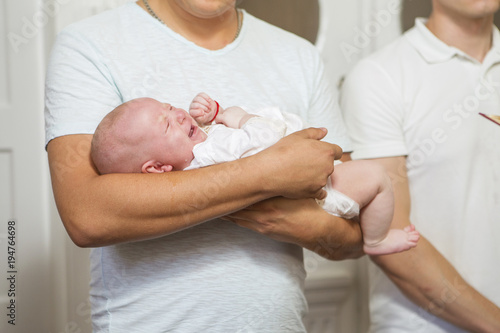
[1,0,52,331]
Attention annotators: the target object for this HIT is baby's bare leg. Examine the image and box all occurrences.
[330,161,419,255]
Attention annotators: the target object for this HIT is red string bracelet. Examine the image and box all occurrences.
[208,101,219,123]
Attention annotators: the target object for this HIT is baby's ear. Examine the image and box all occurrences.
[141,160,173,173]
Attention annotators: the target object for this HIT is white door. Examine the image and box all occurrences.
[1,0,54,331]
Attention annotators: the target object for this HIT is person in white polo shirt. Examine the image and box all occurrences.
[340,0,500,332]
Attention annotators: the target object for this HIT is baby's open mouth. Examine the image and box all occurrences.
[189,126,194,138]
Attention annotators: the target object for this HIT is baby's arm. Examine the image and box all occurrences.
[189,92,256,128]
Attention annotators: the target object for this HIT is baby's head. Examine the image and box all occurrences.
[91,97,207,174]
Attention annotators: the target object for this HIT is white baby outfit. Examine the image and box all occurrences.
[186,107,360,219]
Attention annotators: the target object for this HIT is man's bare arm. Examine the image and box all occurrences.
[47,128,341,248]
[225,196,363,260]
[371,156,500,333]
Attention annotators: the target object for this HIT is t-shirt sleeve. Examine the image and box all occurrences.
[340,59,408,160]
[44,27,122,147]
[305,49,352,151]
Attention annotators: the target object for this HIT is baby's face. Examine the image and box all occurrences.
[148,100,207,170]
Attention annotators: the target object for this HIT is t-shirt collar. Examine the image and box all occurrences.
[405,17,500,64]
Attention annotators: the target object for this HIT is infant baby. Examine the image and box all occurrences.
[91,93,420,255]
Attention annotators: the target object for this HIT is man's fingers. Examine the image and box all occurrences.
[293,127,328,141]
[333,145,343,160]
[224,214,258,231]
[314,189,327,201]
[292,128,343,159]
[226,209,256,221]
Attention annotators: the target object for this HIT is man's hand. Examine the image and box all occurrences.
[225,197,364,260]
[254,127,343,200]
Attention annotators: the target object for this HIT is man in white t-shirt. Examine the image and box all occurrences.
[45,1,364,331]
[341,0,500,332]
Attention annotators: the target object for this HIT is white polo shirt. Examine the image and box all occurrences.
[341,19,500,333]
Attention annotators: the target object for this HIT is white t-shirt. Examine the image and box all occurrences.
[45,3,352,332]
[341,18,500,333]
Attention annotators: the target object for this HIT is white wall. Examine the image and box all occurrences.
[1,0,53,331]
[317,0,402,95]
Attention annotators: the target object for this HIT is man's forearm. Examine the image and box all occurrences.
[49,136,273,247]
[365,155,500,332]
[372,237,500,333]
[226,197,364,261]
[48,128,341,248]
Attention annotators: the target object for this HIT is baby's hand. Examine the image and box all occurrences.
[189,92,218,126]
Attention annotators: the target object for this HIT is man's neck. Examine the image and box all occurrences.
[426,11,494,63]
[137,0,239,50]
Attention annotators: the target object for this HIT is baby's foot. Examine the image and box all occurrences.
[363,225,420,256]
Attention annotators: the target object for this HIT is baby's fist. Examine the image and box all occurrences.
[189,92,218,125]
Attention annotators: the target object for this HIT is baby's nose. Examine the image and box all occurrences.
[175,110,186,123]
